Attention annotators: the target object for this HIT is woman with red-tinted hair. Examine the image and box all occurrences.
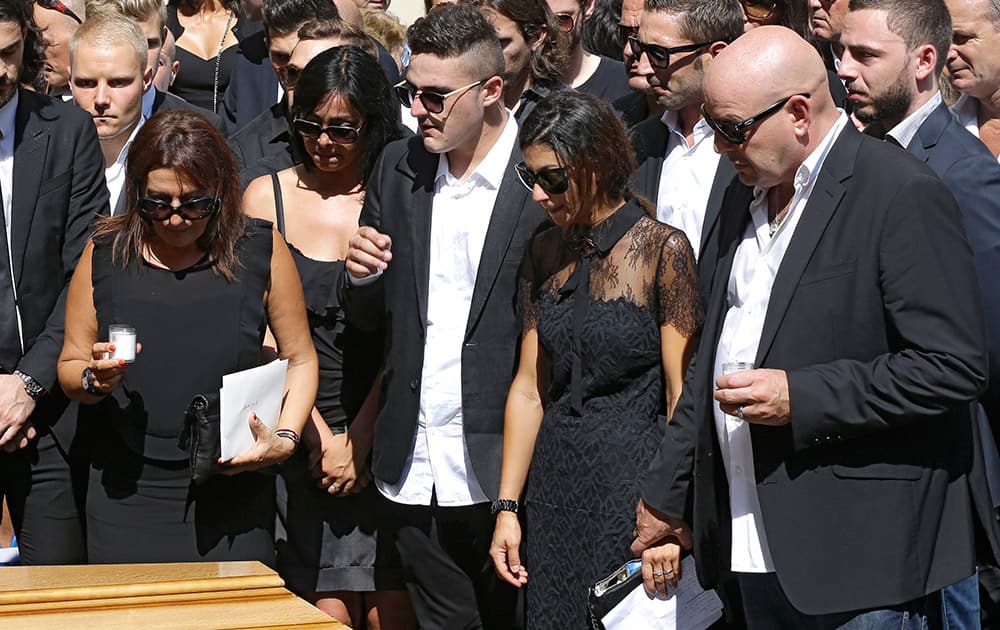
[58,110,318,565]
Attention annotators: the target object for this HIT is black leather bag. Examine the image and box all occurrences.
[178,393,223,485]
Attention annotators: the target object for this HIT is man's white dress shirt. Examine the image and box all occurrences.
[887,93,941,149]
[105,117,146,216]
[655,112,721,262]
[713,112,850,573]
[377,114,519,507]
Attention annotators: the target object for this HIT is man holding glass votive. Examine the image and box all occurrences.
[632,26,989,629]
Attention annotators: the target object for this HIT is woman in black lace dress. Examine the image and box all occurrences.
[489,91,702,628]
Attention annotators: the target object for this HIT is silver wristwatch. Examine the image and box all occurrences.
[14,370,45,400]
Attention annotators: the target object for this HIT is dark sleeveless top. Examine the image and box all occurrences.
[91,218,273,460]
[270,174,379,427]
[166,4,253,112]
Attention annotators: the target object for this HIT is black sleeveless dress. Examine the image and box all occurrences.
[268,175,398,593]
[85,219,277,565]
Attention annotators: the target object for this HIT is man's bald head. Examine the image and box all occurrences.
[704,26,839,188]
[706,26,831,116]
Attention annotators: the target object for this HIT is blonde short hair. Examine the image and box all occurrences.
[86,0,166,32]
[70,11,149,72]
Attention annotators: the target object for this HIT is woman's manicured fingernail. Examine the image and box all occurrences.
[109,344,115,351]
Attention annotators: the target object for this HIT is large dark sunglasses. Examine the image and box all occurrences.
[627,35,712,69]
[515,162,569,195]
[138,195,220,221]
[740,0,778,21]
[36,0,82,24]
[701,92,811,145]
[292,118,362,144]
[394,80,484,114]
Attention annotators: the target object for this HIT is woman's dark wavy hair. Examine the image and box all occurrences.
[290,45,402,182]
[583,0,625,60]
[520,90,646,218]
[3,0,46,90]
[93,110,246,281]
[467,0,568,84]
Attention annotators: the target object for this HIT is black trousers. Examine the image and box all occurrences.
[381,494,517,630]
[0,410,91,564]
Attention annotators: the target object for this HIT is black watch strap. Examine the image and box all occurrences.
[491,499,519,516]
[81,367,104,396]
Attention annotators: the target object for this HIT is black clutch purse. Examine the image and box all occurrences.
[178,393,223,485]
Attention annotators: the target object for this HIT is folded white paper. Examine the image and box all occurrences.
[220,359,288,461]
[601,556,723,630]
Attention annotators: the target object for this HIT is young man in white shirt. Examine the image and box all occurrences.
[343,4,544,628]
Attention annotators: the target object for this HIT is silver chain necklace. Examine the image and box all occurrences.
[212,9,234,113]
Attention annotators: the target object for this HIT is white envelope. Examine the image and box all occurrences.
[219,359,288,461]
[600,556,723,630]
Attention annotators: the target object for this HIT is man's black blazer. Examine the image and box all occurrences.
[151,89,226,134]
[642,124,988,615]
[340,133,544,498]
[630,115,736,296]
[904,101,1000,571]
[9,89,107,418]
[228,100,291,174]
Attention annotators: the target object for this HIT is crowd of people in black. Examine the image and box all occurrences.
[1,0,1000,628]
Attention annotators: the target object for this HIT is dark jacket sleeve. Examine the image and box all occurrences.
[787,173,989,451]
[18,111,108,390]
[641,349,702,520]
[338,144,388,332]
[941,153,1000,427]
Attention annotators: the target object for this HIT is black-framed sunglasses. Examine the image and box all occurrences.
[627,34,712,69]
[740,0,778,21]
[35,0,82,24]
[393,80,484,115]
[137,195,220,221]
[618,23,639,45]
[515,162,569,195]
[701,92,811,145]
[291,118,363,144]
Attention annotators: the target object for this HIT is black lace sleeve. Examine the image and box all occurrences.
[656,229,702,337]
[518,238,541,334]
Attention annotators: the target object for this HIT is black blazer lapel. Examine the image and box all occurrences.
[465,145,530,339]
[631,118,669,202]
[907,103,951,162]
[397,148,437,328]
[11,98,48,286]
[754,127,858,366]
[700,157,736,254]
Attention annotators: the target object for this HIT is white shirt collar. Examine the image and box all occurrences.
[113,115,146,167]
[0,91,18,140]
[950,93,980,137]
[435,111,518,190]
[660,110,714,148]
[887,92,942,149]
[752,111,850,206]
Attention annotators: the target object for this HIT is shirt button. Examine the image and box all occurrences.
[735,466,743,476]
